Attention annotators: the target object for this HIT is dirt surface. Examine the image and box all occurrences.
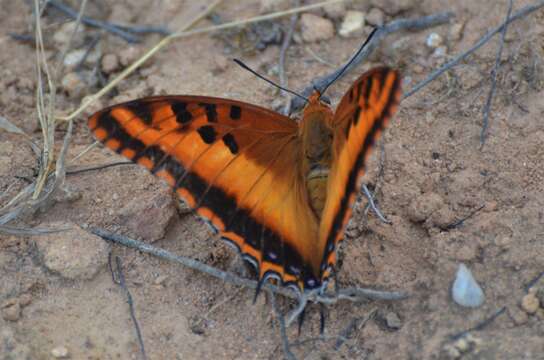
[1,0,544,359]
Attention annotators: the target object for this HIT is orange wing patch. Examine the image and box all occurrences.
[89,96,321,291]
[319,67,402,280]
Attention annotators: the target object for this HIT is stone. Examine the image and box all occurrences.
[18,293,32,307]
[339,11,365,38]
[119,46,142,67]
[51,346,70,358]
[449,22,465,41]
[2,302,21,321]
[259,0,290,14]
[429,206,456,229]
[385,311,402,329]
[63,49,87,69]
[300,13,335,43]
[117,188,176,242]
[426,32,444,48]
[34,222,110,280]
[369,0,416,15]
[508,307,529,325]
[452,264,485,308]
[323,2,346,20]
[53,22,86,49]
[366,7,385,26]
[61,72,86,98]
[101,53,120,74]
[521,293,540,314]
[407,192,444,222]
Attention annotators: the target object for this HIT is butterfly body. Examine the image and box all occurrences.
[88,67,401,294]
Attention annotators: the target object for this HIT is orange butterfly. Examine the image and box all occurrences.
[88,66,401,296]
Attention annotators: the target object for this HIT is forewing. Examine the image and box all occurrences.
[318,68,402,280]
[88,96,321,291]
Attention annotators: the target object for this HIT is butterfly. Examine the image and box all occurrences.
[88,66,402,297]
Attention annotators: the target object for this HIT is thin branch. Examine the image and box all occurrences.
[269,290,297,360]
[362,184,391,224]
[480,0,513,148]
[448,306,506,340]
[404,0,544,99]
[66,161,132,175]
[110,255,148,360]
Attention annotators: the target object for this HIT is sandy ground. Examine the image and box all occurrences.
[1,0,544,359]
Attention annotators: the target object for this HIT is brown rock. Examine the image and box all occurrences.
[369,0,416,15]
[117,188,176,242]
[119,46,142,67]
[2,302,21,322]
[407,192,444,222]
[300,13,335,43]
[521,293,540,314]
[18,293,32,307]
[429,206,456,229]
[34,222,110,280]
[366,7,385,26]
[259,0,290,14]
[101,53,120,74]
[339,11,366,38]
[323,2,346,20]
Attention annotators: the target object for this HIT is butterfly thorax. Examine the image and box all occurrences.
[300,94,334,219]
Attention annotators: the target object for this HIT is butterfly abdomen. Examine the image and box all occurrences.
[300,97,334,219]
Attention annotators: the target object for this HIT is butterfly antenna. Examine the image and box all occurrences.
[233,59,309,104]
[319,27,378,96]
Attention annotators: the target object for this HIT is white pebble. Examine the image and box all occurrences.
[452,264,485,308]
[426,32,443,48]
[339,11,365,38]
[51,346,69,358]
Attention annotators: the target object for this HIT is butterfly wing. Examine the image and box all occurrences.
[88,96,321,291]
[318,67,402,280]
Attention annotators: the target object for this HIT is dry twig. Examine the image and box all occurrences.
[109,255,147,360]
[480,0,514,147]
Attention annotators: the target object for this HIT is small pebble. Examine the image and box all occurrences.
[443,344,461,359]
[53,22,86,49]
[119,46,141,67]
[259,0,290,13]
[18,293,32,307]
[154,275,169,286]
[449,22,465,41]
[51,346,69,358]
[454,337,469,352]
[63,49,87,69]
[339,10,366,38]
[2,303,21,322]
[101,53,119,74]
[385,311,402,329]
[61,72,86,98]
[426,32,444,48]
[323,2,346,20]
[300,13,335,42]
[366,7,385,26]
[432,46,448,58]
[508,307,529,325]
[452,264,485,308]
[521,293,540,314]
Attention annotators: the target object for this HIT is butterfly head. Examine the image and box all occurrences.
[304,91,333,118]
